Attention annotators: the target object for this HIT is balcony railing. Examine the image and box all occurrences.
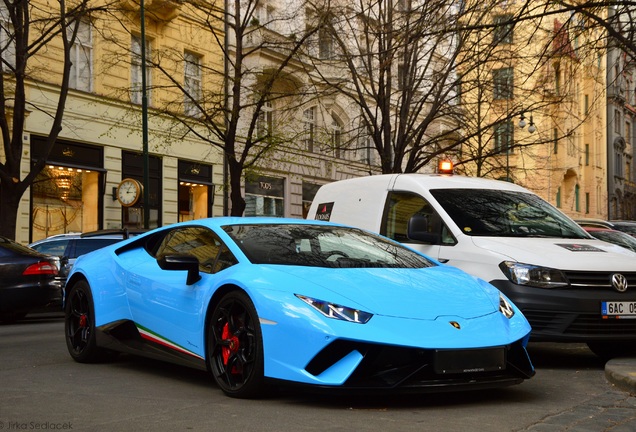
[120,0,181,21]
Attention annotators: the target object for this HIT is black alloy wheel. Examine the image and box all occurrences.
[208,291,265,398]
[65,280,113,363]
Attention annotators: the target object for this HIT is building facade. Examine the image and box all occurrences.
[457,3,611,220]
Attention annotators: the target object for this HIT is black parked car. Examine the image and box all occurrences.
[0,236,62,323]
[29,229,146,284]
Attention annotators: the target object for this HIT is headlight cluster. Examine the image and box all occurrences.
[296,295,373,324]
[499,261,569,289]
[499,294,515,319]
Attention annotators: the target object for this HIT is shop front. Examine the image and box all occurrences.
[30,137,105,242]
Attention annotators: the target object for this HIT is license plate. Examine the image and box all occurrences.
[434,348,506,374]
[601,301,636,319]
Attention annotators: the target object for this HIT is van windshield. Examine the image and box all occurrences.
[429,189,590,238]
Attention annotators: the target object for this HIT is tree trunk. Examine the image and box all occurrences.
[0,180,24,240]
[227,159,246,217]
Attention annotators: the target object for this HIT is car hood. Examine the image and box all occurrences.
[470,237,636,270]
[267,265,500,320]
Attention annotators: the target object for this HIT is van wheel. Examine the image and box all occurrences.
[586,341,636,360]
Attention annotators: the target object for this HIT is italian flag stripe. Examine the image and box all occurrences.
[136,324,204,360]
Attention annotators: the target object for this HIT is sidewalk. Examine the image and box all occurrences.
[605,357,636,394]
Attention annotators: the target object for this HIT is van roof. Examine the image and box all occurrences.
[326,173,532,193]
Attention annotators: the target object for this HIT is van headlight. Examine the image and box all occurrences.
[499,261,569,288]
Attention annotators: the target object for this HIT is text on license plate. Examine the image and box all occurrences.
[601,301,636,318]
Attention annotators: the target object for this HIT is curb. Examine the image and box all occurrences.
[605,358,636,395]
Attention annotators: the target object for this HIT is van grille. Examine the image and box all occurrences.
[563,271,636,288]
[523,310,636,337]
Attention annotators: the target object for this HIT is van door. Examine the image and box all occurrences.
[381,191,452,261]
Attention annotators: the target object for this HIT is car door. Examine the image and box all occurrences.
[125,226,237,358]
[381,190,452,262]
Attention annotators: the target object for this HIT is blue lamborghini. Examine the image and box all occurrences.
[64,217,534,398]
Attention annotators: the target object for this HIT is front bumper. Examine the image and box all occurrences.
[293,338,534,392]
[491,278,636,342]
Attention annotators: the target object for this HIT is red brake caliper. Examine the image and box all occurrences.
[79,314,88,328]
[221,322,240,372]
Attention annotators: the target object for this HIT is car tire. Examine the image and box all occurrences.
[207,291,265,398]
[587,341,636,361]
[65,280,115,363]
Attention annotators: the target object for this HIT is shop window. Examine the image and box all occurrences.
[245,176,284,217]
[31,165,101,241]
[178,160,213,222]
[122,151,162,228]
[302,182,320,219]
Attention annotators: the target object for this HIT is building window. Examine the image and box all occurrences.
[184,51,202,117]
[493,68,513,100]
[254,2,276,30]
[68,20,92,92]
[303,107,316,152]
[584,94,589,115]
[245,176,284,217]
[331,113,343,158]
[397,63,406,90]
[575,184,580,212]
[131,35,152,105]
[0,4,15,70]
[257,100,273,139]
[553,128,559,154]
[585,192,590,214]
[585,144,590,165]
[556,187,561,208]
[493,15,514,45]
[357,135,376,165]
[319,27,335,60]
[614,109,621,133]
[494,120,513,153]
[615,151,623,178]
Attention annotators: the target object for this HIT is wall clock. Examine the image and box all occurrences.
[116,178,142,207]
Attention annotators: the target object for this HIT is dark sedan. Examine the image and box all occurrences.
[0,236,62,323]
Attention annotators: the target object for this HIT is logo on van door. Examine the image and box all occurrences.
[315,202,334,221]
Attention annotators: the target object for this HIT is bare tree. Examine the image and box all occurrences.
[0,0,107,240]
[121,0,321,216]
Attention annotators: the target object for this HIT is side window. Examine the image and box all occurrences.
[382,191,456,245]
[31,239,71,257]
[155,227,237,274]
[73,239,120,258]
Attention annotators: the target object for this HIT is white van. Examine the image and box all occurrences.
[307,173,636,358]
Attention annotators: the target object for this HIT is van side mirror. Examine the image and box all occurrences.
[407,214,441,245]
[157,254,202,285]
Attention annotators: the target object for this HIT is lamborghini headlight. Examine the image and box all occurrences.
[499,261,569,289]
[296,295,373,324]
[499,294,515,319]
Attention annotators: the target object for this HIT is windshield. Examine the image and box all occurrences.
[590,230,636,252]
[224,224,435,268]
[429,189,589,239]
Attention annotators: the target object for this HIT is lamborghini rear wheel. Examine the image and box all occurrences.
[208,291,265,398]
[65,280,114,363]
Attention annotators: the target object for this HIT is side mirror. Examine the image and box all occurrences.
[407,214,441,244]
[157,254,202,285]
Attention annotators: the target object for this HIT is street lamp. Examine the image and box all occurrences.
[518,112,536,133]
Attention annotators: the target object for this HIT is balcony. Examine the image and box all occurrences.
[120,0,181,22]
